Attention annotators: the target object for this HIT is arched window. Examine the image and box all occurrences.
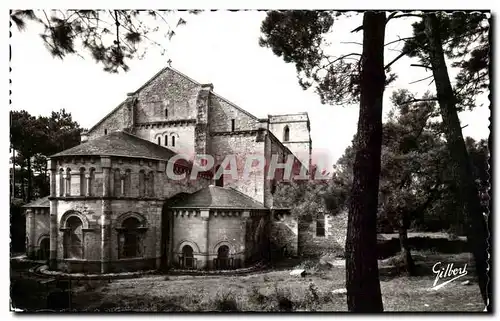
[171,135,176,147]
[157,137,161,145]
[114,169,121,196]
[79,168,86,196]
[283,126,290,142]
[38,238,50,261]
[147,171,155,197]
[59,168,64,196]
[65,168,71,196]
[164,135,168,146]
[104,129,108,135]
[86,168,95,196]
[165,108,168,118]
[124,169,131,196]
[64,216,83,259]
[316,213,325,237]
[181,245,194,269]
[217,245,231,270]
[138,170,146,197]
[231,119,235,132]
[120,217,142,258]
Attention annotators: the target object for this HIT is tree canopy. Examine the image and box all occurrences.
[10,10,197,73]
[10,109,82,200]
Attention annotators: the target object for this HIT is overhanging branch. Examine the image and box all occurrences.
[323,53,362,69]
[409,75,434,84]
[384,50,409,70]
[351,25,363,33]
[386,13,423,23]
[400,98,438,105]
[385,37,415,47]
[411,64,431,69]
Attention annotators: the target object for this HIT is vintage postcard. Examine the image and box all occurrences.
[8,8,491,313]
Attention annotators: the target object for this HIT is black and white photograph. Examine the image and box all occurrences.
[7,4,492,313]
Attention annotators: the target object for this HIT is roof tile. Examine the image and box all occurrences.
[169,185,267,210]
[51,131,179,161]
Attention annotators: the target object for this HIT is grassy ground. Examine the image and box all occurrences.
[11,251,485,312]
[379,232,467,241]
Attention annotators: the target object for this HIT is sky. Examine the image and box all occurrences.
[10,10,490,167]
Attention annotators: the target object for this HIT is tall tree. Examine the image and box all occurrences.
[260,11,391,311]
[362,10,489,305]
[10,109,82,201]
[379,90,447,275]
[421,12,489,306]
[10,10,198,73]
[343,12,386,311]
[10,111,45,202]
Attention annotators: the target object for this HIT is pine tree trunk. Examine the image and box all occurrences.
[424,13,489,306]
[398,212,415,276]
[345,12,386,312]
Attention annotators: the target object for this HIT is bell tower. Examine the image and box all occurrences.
[268,112,312,170]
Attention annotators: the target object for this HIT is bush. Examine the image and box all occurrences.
[273,283,293,312]
[212,290,239,312]
[303,282,321,310]
[248,286,266,306]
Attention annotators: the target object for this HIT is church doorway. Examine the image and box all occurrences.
[38,238,49,261]
[181,245,195,269]
[216,245,231,270]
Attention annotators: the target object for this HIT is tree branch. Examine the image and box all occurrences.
[386,13,423,23]
[411,63,431,69]
[385,37,415,47]
[409,75,434,84]
[341,41,363,46]
[384,50,408,70]
[400,98,438,105]
[323,53,362,69]
[351,25,363,33]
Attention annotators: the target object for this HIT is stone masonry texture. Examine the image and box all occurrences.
[22,66,342,274]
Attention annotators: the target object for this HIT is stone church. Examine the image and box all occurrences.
[23,66,342,274]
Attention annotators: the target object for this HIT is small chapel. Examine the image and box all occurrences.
[23,66,341,274]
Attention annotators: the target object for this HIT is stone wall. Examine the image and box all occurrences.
[208,94,260,132]
[50,153,210,273]
[298,211,347,257]
[55,157,102,197]
[208,210,246,268]
[263,131,304,208]
[55,199,102,263]
[54,198,163,273]
[268,113,311,170]
[53,155,212,201]
[284,141,311,173]
[55,156,166,199]
[133,123,197,157]
[170,209,249,269]
[40,66,329,273]
[209,131,266,204]
[26,207,50,259]
[88,100,133,140]
[135,68,200,123]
